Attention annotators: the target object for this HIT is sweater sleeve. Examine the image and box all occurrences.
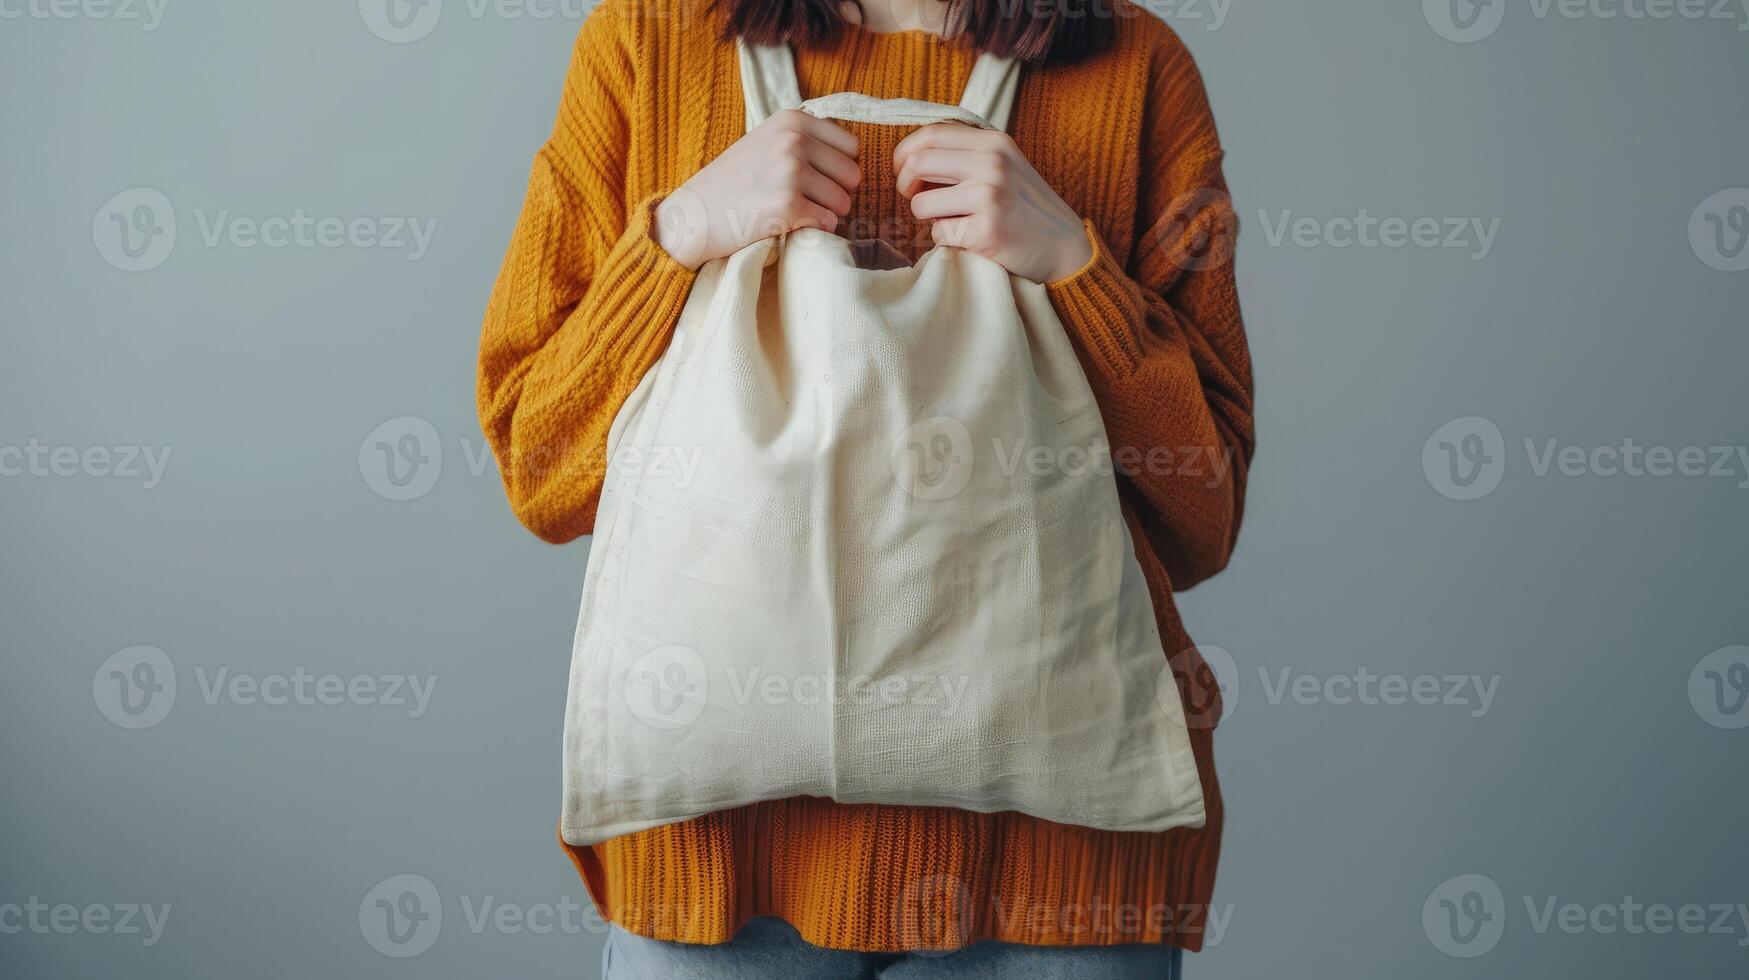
[1045,40,1255,591]
[476,9,697,544]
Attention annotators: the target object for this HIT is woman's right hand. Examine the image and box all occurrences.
[653,109,861,270]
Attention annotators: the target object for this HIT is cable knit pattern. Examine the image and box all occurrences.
[480,0,1253,953]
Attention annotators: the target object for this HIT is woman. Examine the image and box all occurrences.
[477,0,1253,973]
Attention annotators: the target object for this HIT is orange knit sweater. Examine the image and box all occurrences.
[478,0,1253,953]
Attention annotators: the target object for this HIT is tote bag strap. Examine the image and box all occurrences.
[738,40,1021,134]
[739,41,805,132]
[949,48,1022,132]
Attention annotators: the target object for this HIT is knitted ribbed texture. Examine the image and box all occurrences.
[480,0,1254,953]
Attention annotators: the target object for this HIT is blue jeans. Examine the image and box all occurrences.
[602,917,1185,979]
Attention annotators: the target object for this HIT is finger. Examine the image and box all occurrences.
[894,122,1001,162]
[802,139,863,194]
[780,192,840,234]
[929,215,983,252]
[769,109,860,158]
[895,148,992,200]
[767,129,860,197]
[910,182,995,221]
[796,165,855,215]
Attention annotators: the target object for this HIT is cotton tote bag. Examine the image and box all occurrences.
[560,42,1206,846]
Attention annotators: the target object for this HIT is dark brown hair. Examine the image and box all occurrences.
[716,0,1121,66]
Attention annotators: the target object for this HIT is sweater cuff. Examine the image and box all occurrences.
[1046,220,1148,379]
[589,191,700,369]
[625,189,698,292]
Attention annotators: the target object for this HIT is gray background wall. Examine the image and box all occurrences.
[3,1,1746,977]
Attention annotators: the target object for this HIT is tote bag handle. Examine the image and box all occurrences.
[738,41,1021,134]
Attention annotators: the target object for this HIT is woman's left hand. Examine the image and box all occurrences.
[894,123,1094,284]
